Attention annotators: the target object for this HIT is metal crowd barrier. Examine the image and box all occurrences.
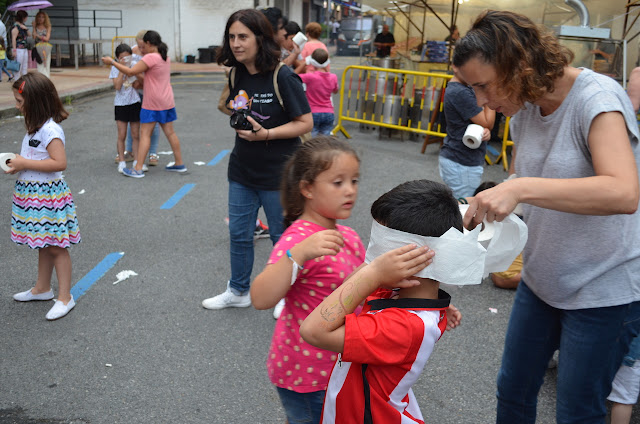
[331,65,451,141]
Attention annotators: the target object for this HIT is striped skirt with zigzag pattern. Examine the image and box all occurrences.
[11,179,81,249]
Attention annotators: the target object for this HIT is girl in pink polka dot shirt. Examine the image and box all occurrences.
[251,136,364,423]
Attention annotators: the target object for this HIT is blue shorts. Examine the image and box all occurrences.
[276,387,325,424]
[140,107,177,124]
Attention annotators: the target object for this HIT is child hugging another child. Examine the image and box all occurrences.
[110,43,141,174]
[301,179,462,423]
[7,73,81,320]
[250,137,364,424]
[299,49,339,136]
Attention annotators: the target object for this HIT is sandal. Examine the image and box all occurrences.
[148,154,159,166]
[114,151,135,164]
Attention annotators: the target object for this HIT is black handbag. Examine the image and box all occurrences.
[31,46,42,64]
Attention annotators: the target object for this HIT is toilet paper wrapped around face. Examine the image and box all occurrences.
[0,153,16,172]
[463,124,484,149]
[459,205,528,274]
[364,209,528,285]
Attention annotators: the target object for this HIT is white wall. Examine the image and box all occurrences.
[78,0,307,61]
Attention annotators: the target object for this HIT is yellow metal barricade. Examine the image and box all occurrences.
[494,116,514,171]
[331,64,513,170]
[332,65,450,141]
[111,35,137,58]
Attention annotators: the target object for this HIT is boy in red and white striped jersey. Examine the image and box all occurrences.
[301,179,463,424]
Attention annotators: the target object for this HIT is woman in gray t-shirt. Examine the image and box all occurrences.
[453,10,640,424]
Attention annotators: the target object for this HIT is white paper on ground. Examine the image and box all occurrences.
[113,270,138,285]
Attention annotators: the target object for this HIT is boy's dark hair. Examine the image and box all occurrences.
[217,9,280,73]
[281,136,359,228]
[13,73,68,134]
[143,30,168,61]
[371,180,463,237]
[284,21,301,38]
[473,181,497,196]
[261,7,285,35]
[115,43,132,58]
[311,48,329,64]
[0,36,5,49]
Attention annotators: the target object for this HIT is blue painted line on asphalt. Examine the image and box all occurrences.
[70,252,124,300]
[160,183,196,209]
[207,149,230,166]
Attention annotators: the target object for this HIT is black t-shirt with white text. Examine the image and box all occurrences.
[226,64,310,190]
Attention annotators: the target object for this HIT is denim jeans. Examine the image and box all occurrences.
[312,112,335,136]
[127,122,159,155]
[438,155,483,199]
[276,387,326,424]
[496,281,640,424]
[0,59,12,79]
[228,180,284,295]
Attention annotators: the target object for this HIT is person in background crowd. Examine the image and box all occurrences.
[373,24,395,58]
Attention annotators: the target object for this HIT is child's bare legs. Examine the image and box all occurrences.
[159,121,184,166]
[610,402,633,424]
[134,122,155,171]
[129,121,140,161]
[116,120,128,161]
[36,246,72,304]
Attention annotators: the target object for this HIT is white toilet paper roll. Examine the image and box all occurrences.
[459,204,494,247]
[463,124,484,149]
[293,32,307,49]
[0,153,16,172]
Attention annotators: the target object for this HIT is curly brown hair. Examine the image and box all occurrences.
[280,136,359,228]
[453,10,574,105]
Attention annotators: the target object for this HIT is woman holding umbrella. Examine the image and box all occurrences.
[11,10,30,78]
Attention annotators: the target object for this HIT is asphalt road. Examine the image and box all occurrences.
[0,68,627,423]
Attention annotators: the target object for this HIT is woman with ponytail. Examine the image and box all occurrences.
[102,30,186,178]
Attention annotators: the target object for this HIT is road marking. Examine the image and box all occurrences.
[160,183,196,209]
[207,149,230,166]
[71,252,124,300]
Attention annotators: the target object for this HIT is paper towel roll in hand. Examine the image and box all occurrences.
[463,124,484,149]
[0,153,16,172]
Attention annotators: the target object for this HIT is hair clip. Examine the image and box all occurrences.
[18,81,25,94]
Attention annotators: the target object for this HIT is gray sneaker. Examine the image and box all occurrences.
[202,285,251,310]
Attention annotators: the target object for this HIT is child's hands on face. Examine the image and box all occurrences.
[369,244,434,289]
[296,229,344,262]
[5,154,24,174]
[445,304,462,331]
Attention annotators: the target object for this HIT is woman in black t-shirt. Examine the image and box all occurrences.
[202,9,311,311]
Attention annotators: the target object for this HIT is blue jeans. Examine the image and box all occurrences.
[496,281,640,424]
[438,155,483,199]
[312,112,334,136]
[228,180,284,295]
[127,122,159,155]
[276,387,325,424]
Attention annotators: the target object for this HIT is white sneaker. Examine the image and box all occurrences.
[46,296,75,320]
[202,284,251,310]
[117,161,126,174]
[13,288,54,302]
[132,161,149,172]
[273,298,285,319]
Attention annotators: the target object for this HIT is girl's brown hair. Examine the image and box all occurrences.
[453,10,574,105]
[13,73,68,134]
[280,136,360,228]
[305,22,323,39]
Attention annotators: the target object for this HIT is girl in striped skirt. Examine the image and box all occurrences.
[7,72,81,321]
